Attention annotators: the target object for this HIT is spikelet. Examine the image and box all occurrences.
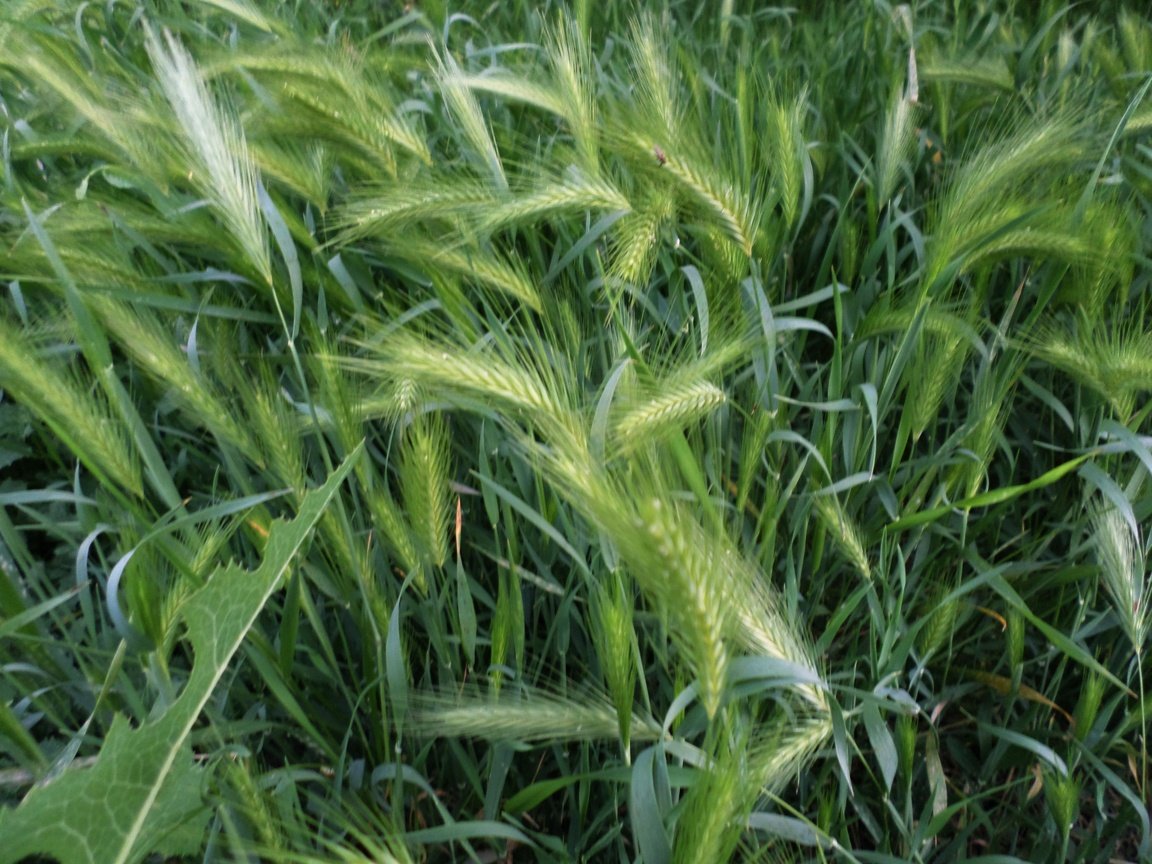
[409,688,659,743]
[673,737,745,864]
[0,317,141,496]
[591,571,640,751]
[631,497,731,718]
[730,573,827,711]
[811,494,872,582]
[480,168,631,232]
[904,334,966,443]
[1092,504,1150,654]
[548,19,599,173]
[875,87,917,204]
[659,149,758,256]
[764,88,807,229]
[91,297,258,463]
[608,202,667,286]
[749,715,834,794]
[435,49,506,191]
[917,578,961,659]
[612,380,726,453]
[145,27,270,282]
[399,414,452,570]
[346,335,568,431]
[1030,321,1152,419]
[418,242,542,313]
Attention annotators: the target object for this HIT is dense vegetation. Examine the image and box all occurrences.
[1,0,1151,861]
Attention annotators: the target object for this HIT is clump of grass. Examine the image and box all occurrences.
[3,1,1152,861]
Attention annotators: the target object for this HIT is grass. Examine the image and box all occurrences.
[0,0,1151,861]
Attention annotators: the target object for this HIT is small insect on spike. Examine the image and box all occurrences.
[653,145,667,167]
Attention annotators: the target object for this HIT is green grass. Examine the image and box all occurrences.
[1,1,1151,861]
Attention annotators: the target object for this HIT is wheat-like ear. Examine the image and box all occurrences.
[673,727,747,864]
[875,86,917,204]
[920,53,1014,92]
[548,18,600,174]
[926,114,1083,287]
[333,179,497,242]
[590,571,640,753]
[612,380,726,453]
[1028,318,1152,420]
[403,238,544,313]
[145,26,270,283]
[346,334,569,430]
[1124,104,1152,137]
[607,191,675,286]
[946,348,1026,501]
[628,497,733,718]
[763,86,808,229]
[629,13,680,144]
[0,316,142,496]
[442,70,566,118]
[90,297,258,464]
[1118,8,1152,72]
[399,413,452,570]
[854,296,973,343]
[748,714,834,794]
[220,758,285,855]
[214,45,429,167]
[1,31,155,172]
[903,333,967,444]
[917,576,962,659]
[1069,202,1137,322]
[811,494,872,583]
[232,365,304,489]
[731,574,827,711]
[435,49,507,191]
[409,687,660,743]
[478,167,631,233]
[361,473,422,587]
[1091,504,1150,654]
[657,145,760,256]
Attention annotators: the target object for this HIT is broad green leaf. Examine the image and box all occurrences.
[630,745,672,864]
[862,699,898,794]
[747,812,827,847]
[0,445,361,864]
[455,557,477,665]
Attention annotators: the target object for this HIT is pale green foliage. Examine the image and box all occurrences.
[3,1,1152,861]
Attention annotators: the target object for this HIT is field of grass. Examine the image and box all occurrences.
[1,0,1151,861]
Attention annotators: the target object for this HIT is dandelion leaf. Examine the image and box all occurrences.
[0,446,361,864]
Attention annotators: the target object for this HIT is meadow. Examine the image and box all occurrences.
[1,0,1151,861]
